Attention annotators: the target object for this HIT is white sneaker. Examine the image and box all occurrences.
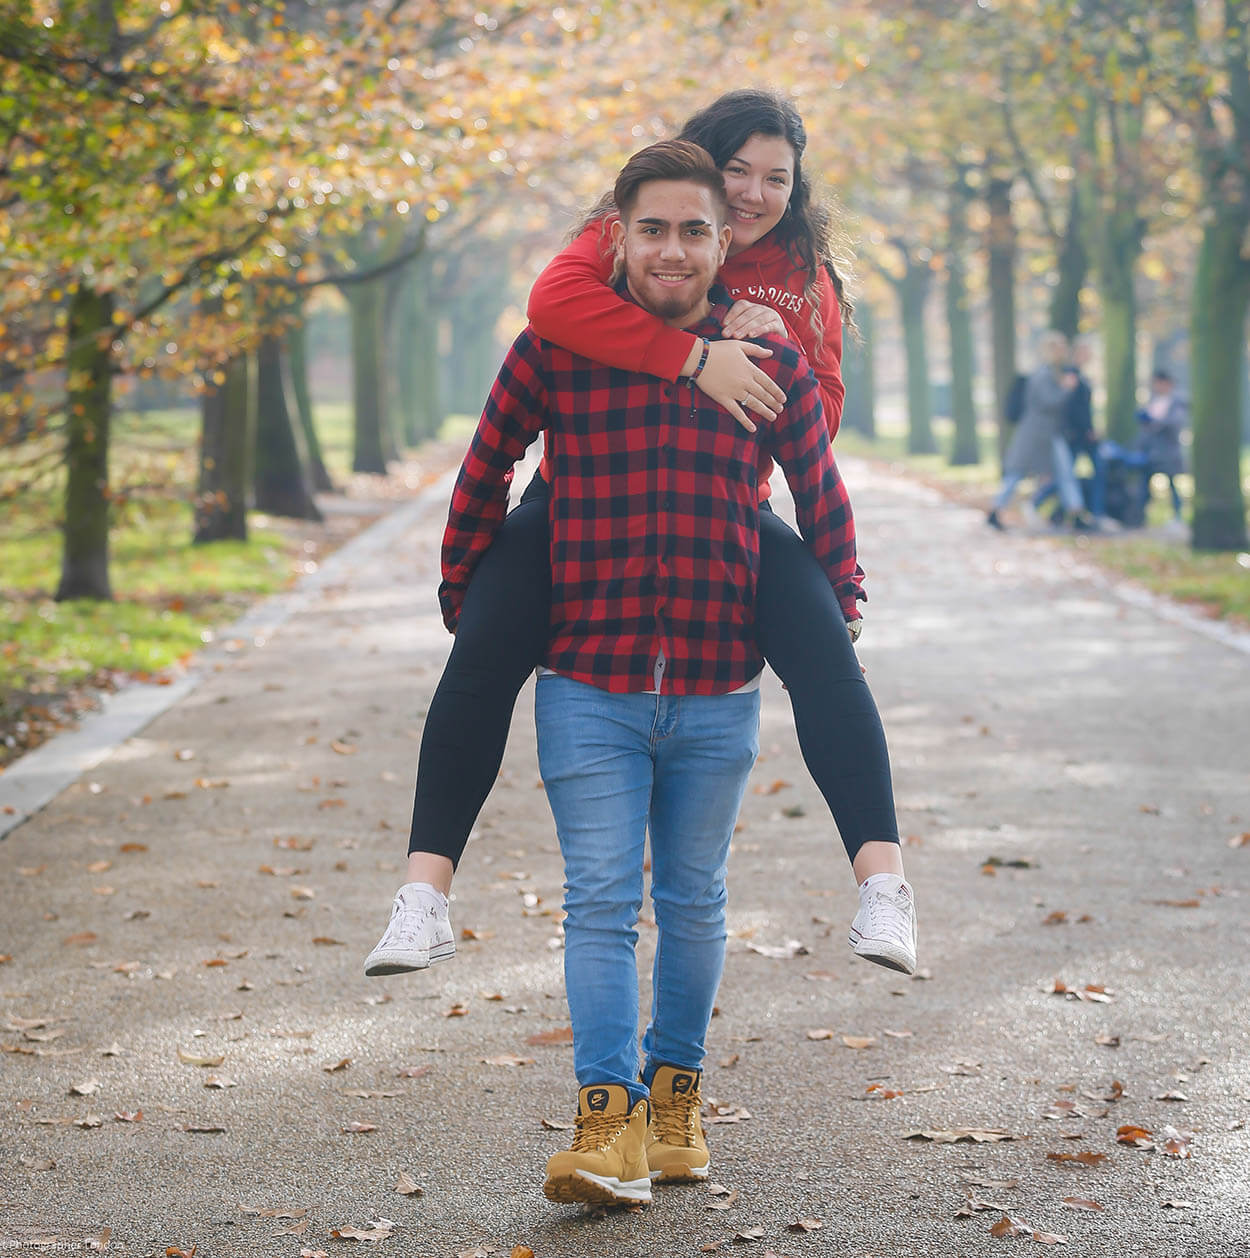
[848,875,917,975]
[363,882,456,976]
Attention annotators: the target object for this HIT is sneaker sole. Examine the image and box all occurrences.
[363,942,456,978]
[848,932,916,975]
[543,1169,651,1205]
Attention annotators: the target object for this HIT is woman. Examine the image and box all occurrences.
[364,89,917,981]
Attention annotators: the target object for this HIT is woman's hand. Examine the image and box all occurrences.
[721,299,788,342]
[694,339,787,433]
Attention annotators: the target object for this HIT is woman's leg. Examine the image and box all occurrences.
[406,493,551,878]
[755,509,899,873]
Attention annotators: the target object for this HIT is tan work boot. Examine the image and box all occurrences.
[543,1084,652,1205]
[646,1065,709,1183]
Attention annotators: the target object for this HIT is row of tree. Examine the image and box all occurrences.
[2,0,1247,612]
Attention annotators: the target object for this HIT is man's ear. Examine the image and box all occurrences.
[718,222,732,264]
[610,216,626,259]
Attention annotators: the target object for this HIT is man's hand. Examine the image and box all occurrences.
[693,340,787,433]
[721,299,787,342]
[847,619,863,644]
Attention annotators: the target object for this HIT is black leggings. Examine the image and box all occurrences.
[408,478,899,865]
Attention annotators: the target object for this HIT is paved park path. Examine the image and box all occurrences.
[2,454,1248,1258]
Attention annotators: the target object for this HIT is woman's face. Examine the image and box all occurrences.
[720,133,796,256]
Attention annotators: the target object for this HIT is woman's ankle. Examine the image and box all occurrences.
[851,840,905,885]
[405,851,455,896]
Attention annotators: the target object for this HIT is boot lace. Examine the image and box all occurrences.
[652,1090,700,1147]
[571,1109,630,1151]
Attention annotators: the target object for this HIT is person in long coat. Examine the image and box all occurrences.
[987,331,1092,531]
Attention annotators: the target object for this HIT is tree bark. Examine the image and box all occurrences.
[394,251,443,443]
[194,353,255,543]
[347,278,390,473]
[985,173,1017,465]
[56,286,113,601]
[286,316,334,492]
[895,248,937,456]
[1095,99,1145,446]
[1189,216,1250,550]
[946,169,979,466]
[840,303,876,440]
[254,333,322,520]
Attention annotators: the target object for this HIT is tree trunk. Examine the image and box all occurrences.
[946,170,979,466]
[394,251,443,443]
[1189,216,1250,551]
[286,316,334,492]
[897,253,937,455]
[1050,111,1095,339]
[56,286,113,601]
[985,173,1017,465]
[840,303,876,440]
[195,353,255,543]
[254,333,322,521]
[347,279,390,473]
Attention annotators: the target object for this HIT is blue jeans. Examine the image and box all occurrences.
[535,675,760,1107]
[994,436,1083,515]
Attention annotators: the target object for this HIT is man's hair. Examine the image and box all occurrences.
[612,140,728,221]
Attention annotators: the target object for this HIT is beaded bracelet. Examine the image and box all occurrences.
[689,337,710,381]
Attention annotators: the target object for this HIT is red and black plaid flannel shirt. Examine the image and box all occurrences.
[440,290,864,695]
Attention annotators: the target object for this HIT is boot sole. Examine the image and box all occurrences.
[363,942,456,977]
[650,1163,709,1183]
[543,1170,651,1205]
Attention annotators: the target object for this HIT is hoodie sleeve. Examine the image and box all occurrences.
[526,219,698,382]
[785,268,844,439]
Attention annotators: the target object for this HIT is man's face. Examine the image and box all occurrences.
[611,180,732,327]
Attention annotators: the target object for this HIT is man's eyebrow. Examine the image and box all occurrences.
[634,216,715,229]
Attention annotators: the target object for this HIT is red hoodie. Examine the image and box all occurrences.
[527,219,844,432]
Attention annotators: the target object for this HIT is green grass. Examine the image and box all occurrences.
[838,417,1250,629]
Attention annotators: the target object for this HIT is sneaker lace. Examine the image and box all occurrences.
[861,888,913,945]
[386,901,439,948]
[652,1091,700,1147]
[571,1109,629,1151]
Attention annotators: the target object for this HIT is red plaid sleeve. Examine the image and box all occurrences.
[765,344,864,622]
[438,330,547,630]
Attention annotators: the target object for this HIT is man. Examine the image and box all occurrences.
[440,140,863,1207]
[1031,336,1105,523]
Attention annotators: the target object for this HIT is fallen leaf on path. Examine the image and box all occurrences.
[481,1054,534,1067]
[62,932,98,947]
[865,1084,903,1099]
[1094,1035,1120,1048]
[540,1116,575,1130]
[754,779,790,795]
[1046,1151,1107,1166]
[113,1109,143,1123]
[962,1175,1019,1190]
[734,1226,766,1241]
[203,1075,237,1089]
[1155,1090,1189,1102]
[704,1100,753,1124]
[787,1218,822,1231]
[330,1219,393,1240]
[324,1058,352,1073]
[806,1029,835,1041]
[905,1128,1015,1143]
[526,1026,573,1046]
[177,1049,225,1068]
[706,1186,740,1210]
[1161,1200,1193,1209]
[394,1171,422,1196]
[510,1248,534,1258]
[342,1122,377,1134]
[841,1035,876,1050]
[1061,1198,1103,1211]
[240,1206,308,1219]
[396,1065,431,1079]
[1228,832,1250,848]
[443,1003,469,1018]
[69,1079,100,1096]
[165,1247,196,1258]
[330,741,357,755]
[183,1123,226,1133]
[1116,1124,1155,1148]
[1160,1125,1194,1157]
[1047,980,1114,1003]
[747,939,809,959]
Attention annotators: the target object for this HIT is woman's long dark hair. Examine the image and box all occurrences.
[677,89,856,346]
[573,89,856,352]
